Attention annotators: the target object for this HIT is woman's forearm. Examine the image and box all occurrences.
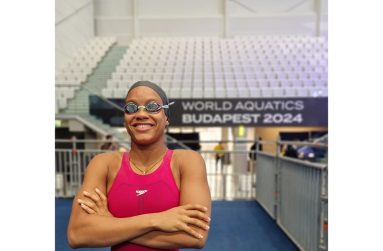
[130,227,208,249]
[68,213,155,248]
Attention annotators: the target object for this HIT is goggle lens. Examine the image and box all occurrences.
[124,102,162,114]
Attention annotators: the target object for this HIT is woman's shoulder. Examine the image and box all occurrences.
[172,149,202,159]
[172,149,205,171]
[89,151,124,169]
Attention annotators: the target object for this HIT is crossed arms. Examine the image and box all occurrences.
[67,150,211,249]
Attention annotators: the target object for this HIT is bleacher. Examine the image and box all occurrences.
[102,35,327,99]
[55,37,117,111]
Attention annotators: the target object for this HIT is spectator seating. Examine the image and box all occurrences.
[100,36,327,99]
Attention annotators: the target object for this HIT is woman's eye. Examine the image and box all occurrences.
[147,103,159,111]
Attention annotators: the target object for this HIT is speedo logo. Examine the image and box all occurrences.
[136,190,148,196]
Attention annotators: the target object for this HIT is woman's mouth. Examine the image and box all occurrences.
[132,123,153,132]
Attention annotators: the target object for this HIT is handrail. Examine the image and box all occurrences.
[55,114,109,136]
[56,139,131,144]
[81,85,124,112]
[164,136,191,149]
[55,138,327,150]
[278,155,327,170]
[276,140,328,149]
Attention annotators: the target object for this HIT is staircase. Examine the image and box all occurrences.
[64,45,127,114]
[60,45,131,148]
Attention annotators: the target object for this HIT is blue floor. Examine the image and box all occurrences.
[56,199,297,251]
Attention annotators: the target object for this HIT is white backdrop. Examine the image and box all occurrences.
[55,0,95,71]
[94,0,327,44]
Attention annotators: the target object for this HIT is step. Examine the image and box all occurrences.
[61,45,128,135]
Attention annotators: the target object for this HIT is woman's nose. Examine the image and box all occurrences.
[135,107,149,118]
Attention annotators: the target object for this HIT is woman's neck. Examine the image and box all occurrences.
[129,141,168,165]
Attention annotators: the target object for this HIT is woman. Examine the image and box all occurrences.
[67,81,211,250]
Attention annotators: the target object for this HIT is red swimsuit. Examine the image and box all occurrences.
[107,150,180,251]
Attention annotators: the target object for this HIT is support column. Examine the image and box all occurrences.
[221,127,229,149]
[232,125,248,174]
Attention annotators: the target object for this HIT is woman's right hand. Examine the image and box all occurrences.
[151,204,210,239]
[78,188,113,217]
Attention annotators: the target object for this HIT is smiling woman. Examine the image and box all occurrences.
[67,81,212,251]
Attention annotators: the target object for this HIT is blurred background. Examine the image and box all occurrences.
[55,0,328,250]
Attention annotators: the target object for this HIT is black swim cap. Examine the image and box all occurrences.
[127,81,171,118]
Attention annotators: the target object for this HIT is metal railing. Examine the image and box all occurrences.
[55,138,327,250]
[256,141,328,251]
[55,149,103,197]
[55,147,257,200]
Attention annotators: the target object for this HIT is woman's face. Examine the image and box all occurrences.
[124,86,168,145]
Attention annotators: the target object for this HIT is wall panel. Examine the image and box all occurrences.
[55,0,94,71]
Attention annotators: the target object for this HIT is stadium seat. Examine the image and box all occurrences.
[103,36,327,100]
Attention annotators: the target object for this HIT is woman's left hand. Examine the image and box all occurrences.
[77,188,113,217]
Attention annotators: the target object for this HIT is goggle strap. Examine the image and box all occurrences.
[162,101,175,109]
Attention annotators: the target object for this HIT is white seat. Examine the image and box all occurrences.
[102,88,114,98]
[284,88,296,97]
[98,36,327,101]
[257,80,269,88]
[204,73,214,82]
[316,80,328,87]
[290,80,304,88]
[238,88,250,97]
[226,88,238,98]
[58,97,67,109]
[310,87,328,97]
[62,87,75,99]
[261,88,273,97]
[192,88,204,98]
[225,81,236,88]
[214,80,225,88]
[246,79,257,87]
[296,87,310,97]
[215,88,226,98]
[170,88,181,98]
[104,79,114,88]
[181,88,192,98]
[118,81,131,89]
[114,88,127,98]
[268,80,281,88]
[249,88,261,98]
[204,88,215,98]
[236,80,247,87]
[224,73,235,80]
[303,80,316,87]
[318,87,328,96]
[272,88,285,97]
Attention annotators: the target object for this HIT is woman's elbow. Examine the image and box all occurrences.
[67,228,81,249]
[187,237,207,249]
[193,241,205,249]
[197,238,208,249]
[67,224,89,248]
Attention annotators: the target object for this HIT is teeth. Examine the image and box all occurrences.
[136,124,151,128]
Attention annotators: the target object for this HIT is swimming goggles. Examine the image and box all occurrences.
[123,101,175,114]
